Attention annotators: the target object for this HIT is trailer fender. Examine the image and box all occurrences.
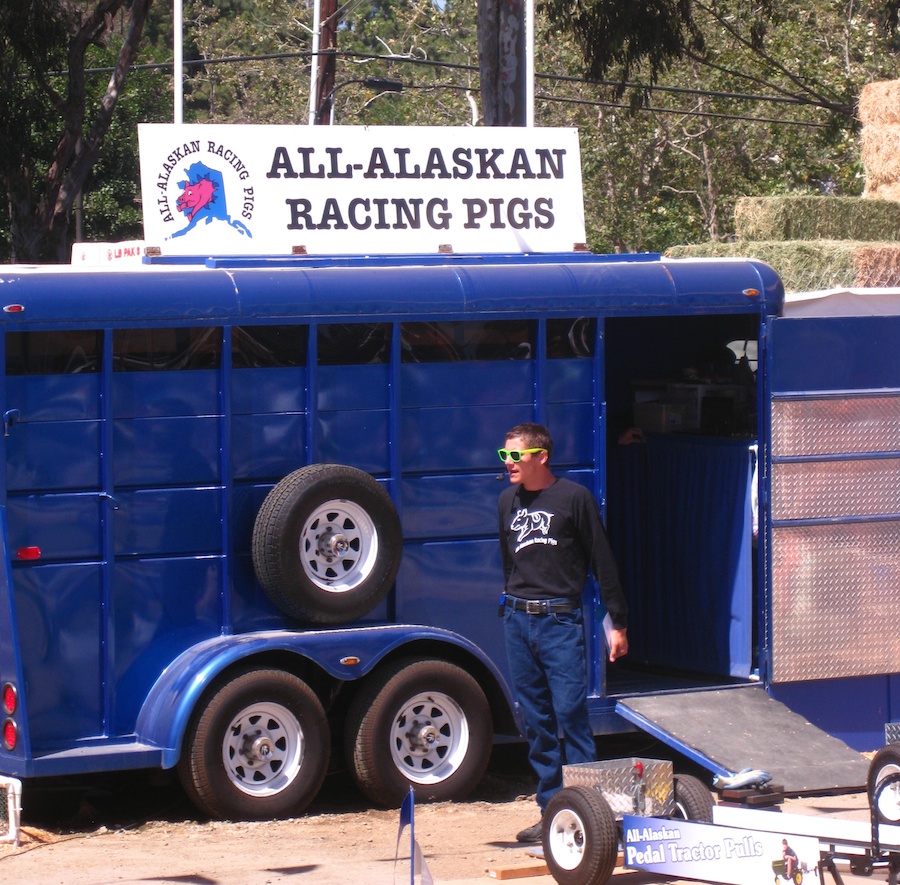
[134,624,516,769]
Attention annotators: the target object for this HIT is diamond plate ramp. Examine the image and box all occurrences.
[616,685,869,793]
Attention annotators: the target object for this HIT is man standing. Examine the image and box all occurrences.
[498,422,628,843]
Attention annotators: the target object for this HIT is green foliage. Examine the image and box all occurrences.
[541,0,706,86]
[7,0,900,261]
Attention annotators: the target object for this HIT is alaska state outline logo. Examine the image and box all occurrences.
[171,160,252,240]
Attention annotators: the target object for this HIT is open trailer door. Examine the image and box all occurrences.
[612,293,900,795]
[765,305,900,690]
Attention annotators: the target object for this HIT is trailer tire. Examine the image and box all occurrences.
[868,742,900,823]
[253,464,402,624]
[672,774,713,822]
[543,786,618,885]
[178,668,330,820]
[344,658,492,807]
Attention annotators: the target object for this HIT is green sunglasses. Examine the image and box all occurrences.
[497,447,546,462]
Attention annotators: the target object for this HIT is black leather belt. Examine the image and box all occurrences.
[505,597,580,615]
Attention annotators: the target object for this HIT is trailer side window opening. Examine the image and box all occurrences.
[6,330,101,375]
[112,327,221,371]
[232,325,308,368]
[317,323,388,365]
[547,317,596,358]
[400,320,535,362]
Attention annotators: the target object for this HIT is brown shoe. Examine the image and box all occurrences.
[516,821,543,843]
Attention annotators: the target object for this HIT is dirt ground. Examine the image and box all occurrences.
[0,746,547,885]
[0,739,882,885]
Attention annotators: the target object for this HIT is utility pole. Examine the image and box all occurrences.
[477,0,528,126]
[313,0,338,124]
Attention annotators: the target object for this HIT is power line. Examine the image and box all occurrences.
[540,92,829,128]
[66,46,839,128]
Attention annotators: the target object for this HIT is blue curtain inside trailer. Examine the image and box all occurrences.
[607,434,754,679]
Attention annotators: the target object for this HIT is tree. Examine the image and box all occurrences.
[541,0,900,120]
[0,0,154,263]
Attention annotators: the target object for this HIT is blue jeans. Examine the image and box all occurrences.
[503,600,595,811]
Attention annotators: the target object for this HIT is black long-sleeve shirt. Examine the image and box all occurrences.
[498,477,628,629]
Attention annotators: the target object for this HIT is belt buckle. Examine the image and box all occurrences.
[525,599,546,615]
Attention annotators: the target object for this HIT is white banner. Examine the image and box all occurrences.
[624,816,819,885]
[71,240,145,266]
[138,124,586,256]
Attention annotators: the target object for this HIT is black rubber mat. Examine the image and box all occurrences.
[617,685,870,794]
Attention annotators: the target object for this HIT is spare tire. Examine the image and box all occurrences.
[253,464,402,624]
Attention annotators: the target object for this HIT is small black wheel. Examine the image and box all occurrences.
[672,773,713,822]
[178,668,330,820]
[543,786,618,885]
[344,658,492,806]
[869,742,900,823]
[252,464,402,624]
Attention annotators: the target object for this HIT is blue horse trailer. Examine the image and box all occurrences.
[0,252,881,819]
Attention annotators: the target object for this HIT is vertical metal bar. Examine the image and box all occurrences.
[219,325,233,633]
[534,317,545,426]
[759,312,773,684]
[101,328,115,733]
[386,322,402,623]
[592,316,606,698]
[307,323,318,466]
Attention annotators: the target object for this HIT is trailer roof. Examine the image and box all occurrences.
[0,254,784,326]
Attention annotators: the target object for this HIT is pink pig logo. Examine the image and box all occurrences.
[171,161,252,240]
[176,174,217,221]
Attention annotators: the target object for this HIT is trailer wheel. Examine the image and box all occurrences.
[671,774,713,822]
[344,658,492,806]
[868,742,900,823]
[543,786,618,885]
[252,464,402,624]
[178,668,329,820]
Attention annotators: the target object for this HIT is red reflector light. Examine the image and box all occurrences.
[16,546,41,561]
[2,305,24,314]
[2,684,16,716]
[2,719,16,751]
[633,761,644,777]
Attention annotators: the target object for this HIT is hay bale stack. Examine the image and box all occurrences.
[665,240,900,291]
[861,126,900,193]
[860,81,900,199]
[859,80,900,127]
[661,81,900,292]
[735,195,900,241]
[853,244,900,286]
[666,240,857,290]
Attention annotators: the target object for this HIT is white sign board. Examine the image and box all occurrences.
[623,816,819,885]
[71,240,146,266]
[138,124,585,256]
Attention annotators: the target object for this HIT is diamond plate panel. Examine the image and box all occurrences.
[562,758,674,819]
[772,458,900,520]
[771,521,900,682]
[772,395,900,457]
